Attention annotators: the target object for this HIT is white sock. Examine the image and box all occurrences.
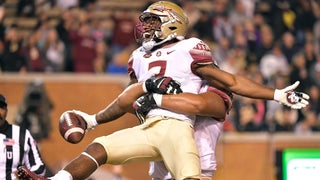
[50,170,73,180]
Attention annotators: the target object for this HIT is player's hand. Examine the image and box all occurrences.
[143,76,182,94]
[72,110,97,130]
[133,93,157,124]
[274,81,310,109]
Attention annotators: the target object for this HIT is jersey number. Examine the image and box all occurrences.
[149,60,167,77]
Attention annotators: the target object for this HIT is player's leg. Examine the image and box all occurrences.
[16,142,106,180]
[17,125,160,180]
[194,118,223,180]
[147,117,224,180]
[156,119,200,180]
[149,119,219,180]
[62,143,107,179]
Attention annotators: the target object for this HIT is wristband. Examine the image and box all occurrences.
[85,114,98,130]
[90,114,98,127]
[273,89,281,101]
[153,93,163,106]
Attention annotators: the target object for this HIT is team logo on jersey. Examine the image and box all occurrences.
[143,53,152,58]
[156,51,162,57]
[3,138,15,146]
[194,41,210,51]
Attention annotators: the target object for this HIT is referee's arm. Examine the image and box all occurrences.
[22,129,46,176]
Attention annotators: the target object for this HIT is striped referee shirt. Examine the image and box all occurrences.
[0,120,46,180]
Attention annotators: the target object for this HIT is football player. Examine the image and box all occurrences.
[139,82,232,180]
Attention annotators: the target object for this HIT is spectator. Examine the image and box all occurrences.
[24,33,45,72]
[213,36,231,65]
[229,0,250,26]
[254,23,275,64]
[269,0,296,40]
[0,24,27,73]
[69,20,97,72]
[219,49,245,75]
[314,20,320,55]
[303,40,317,70]
[281,31,300,64]
[110,8,137,55]
[289,52,312,92]
[294,0,318,46]
[93,41,109,74]
[254,0,273,24]
[307,84,320,116]
[212,10,233,42]
[107,41,137,74]
[33,18,52,53]
[55,9,74,72]
[309,54,320,87]
[239,0,256,19]
[233,97,264,132]
[273,106,298,132]
[259,41,289,84]
[90,17,106,42]
[44,28,66,72]
[243,19,260,65]
[192,10,214,41]
[294,111,317,134]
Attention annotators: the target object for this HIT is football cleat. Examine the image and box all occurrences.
[16,166,49,180]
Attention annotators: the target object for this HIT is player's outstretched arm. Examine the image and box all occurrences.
[195,64,309,109]
[72,83,145,130]
[72,76,183,130]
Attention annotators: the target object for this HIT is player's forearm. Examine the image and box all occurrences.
[117,82,145,113]
[161,93,203,115]
[161,93,225,118]
[95,100,126,124]
[95,83,145,124]
[197,65,274,100]
[229,75,275,100]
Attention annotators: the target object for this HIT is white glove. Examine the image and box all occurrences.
[274,81,310,109]
[72,110,98,130]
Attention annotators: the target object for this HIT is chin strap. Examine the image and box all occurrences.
[142,33,182,51]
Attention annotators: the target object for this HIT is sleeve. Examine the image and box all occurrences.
[23,130,46,176]
[207,86,233,113]
[188,38,216,74]
[189,38,216,64]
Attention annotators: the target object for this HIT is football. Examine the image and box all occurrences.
[59,110,87,144]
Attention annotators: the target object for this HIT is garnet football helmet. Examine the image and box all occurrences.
[134,1,189,51]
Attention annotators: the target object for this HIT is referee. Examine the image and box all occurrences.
[0,94,46,180]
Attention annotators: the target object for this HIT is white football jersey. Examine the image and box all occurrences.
[128,37,215,125]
